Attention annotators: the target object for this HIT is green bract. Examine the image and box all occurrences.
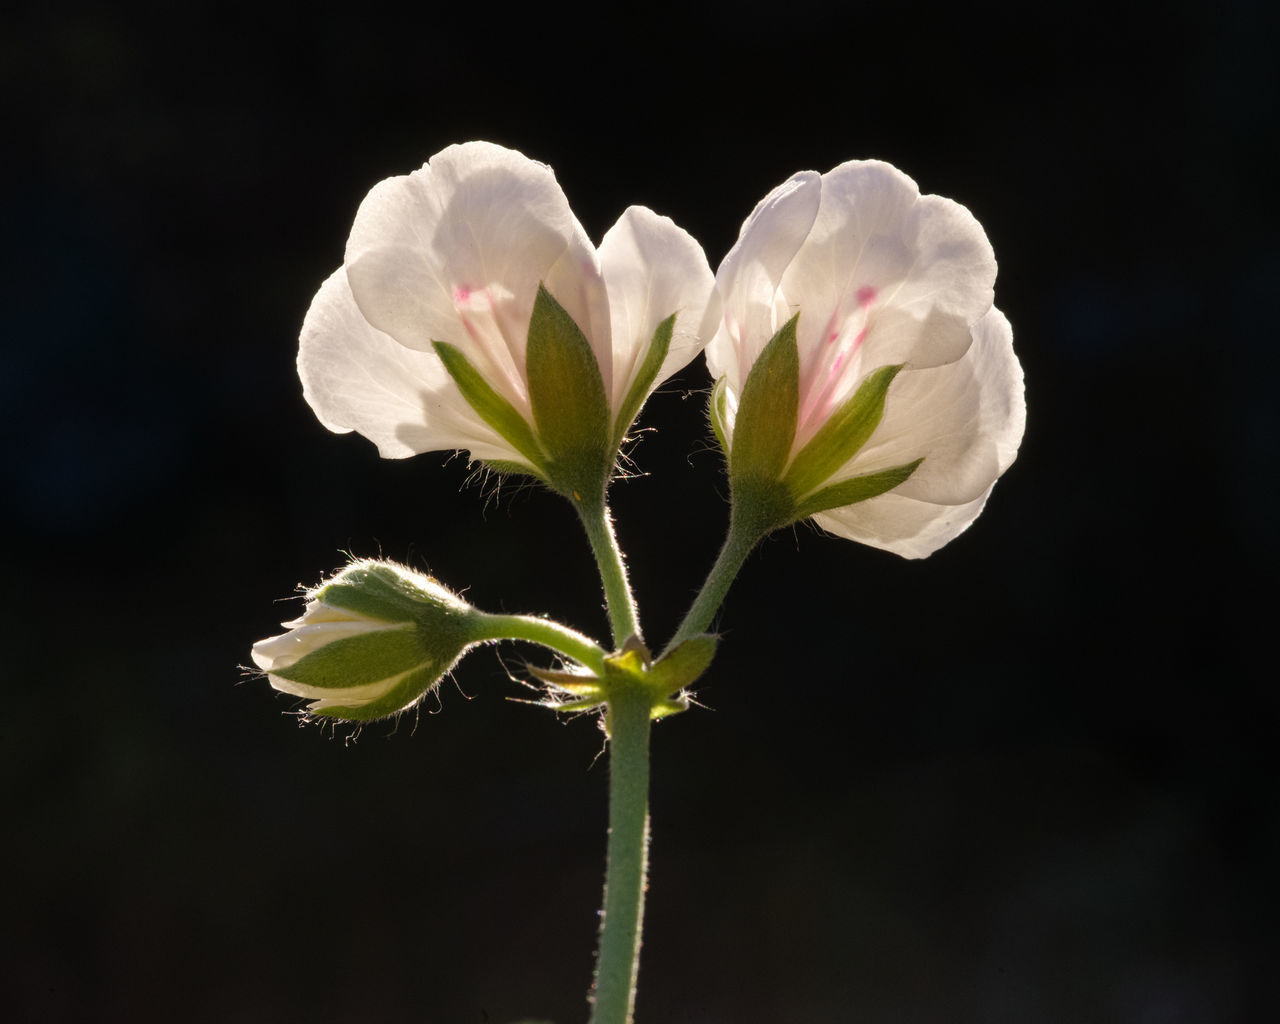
[530,634,718,721]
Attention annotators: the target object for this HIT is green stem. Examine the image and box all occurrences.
[476,613,607,675]
[576,493,642,647]
[591,687,652,1024]
[664,512,764,656]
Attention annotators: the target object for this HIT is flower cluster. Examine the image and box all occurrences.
[258,142,1025,721]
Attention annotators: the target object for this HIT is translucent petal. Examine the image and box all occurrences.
[777,177,983,451]
[811,485,994,560]
[703,171,821,402]
[298,269,530,465]
[598,206,714,413]
[250,618,390,672]
[809,309,1022,556]
[781,161,996,377]
[343,141,610,414]
[841,307,1025,505]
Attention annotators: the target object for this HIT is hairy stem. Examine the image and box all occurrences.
[664,513,764,656]
[477,613,607,675]
[590,687,652,1024]
[577,493,642,647]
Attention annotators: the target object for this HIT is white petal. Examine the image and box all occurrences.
[598,206,714,414]
[844,307,1025,505]
[811,486,994,560]
[776,164,998,446]
[809,309,1023,558]
[782,160,996,376]
[703,171,822,400]
[343,141,610,413]
[298,269,528,465]
[251,618,395,672]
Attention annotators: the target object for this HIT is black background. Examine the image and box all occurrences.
[5,1,1276,1021]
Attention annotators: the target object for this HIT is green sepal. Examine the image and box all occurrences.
[270,627,428,689]
[647,634,717,694]
[728,315,799,494]
[526,284,611,497]
[305,663,442,722]
[433,340,549,479]
[709,376,730,456]
[318,562,464,624]
[783,363,903,499]
[792,458,925,520]
[611,313,675,450]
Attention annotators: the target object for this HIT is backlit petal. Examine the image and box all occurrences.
[704,172,821,402]
[812,486,994,559]
[844,307,1024,505]
[780,162,996,443]
[298,269,529,465]
[343,141,610,415]
[598,206,715,412]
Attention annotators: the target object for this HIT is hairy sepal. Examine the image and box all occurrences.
[612,313,675,451]
[526,284,612,498]
[783,364,903,499]
[433,341,549,479]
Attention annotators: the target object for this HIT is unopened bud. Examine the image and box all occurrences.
[251,560,482,721]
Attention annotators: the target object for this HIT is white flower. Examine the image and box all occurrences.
[704,160,1025,558]
[251,560,479,721]
[299,141,713,494]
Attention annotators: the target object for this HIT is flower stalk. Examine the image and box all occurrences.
[664,511,764,656]
[477,612,608,676]
[576,492,642,647]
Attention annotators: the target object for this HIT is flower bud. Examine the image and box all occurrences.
[251,560,482,721]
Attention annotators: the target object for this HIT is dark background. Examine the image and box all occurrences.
[5,1,1276,1021]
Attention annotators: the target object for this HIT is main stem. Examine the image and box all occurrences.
[577,492,642,647]
[575,489,652,1023]
[591,688,652,1024]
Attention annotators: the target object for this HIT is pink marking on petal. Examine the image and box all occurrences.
[856,285,877,307]
[453,285,472,303]
[854,326,868,346]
